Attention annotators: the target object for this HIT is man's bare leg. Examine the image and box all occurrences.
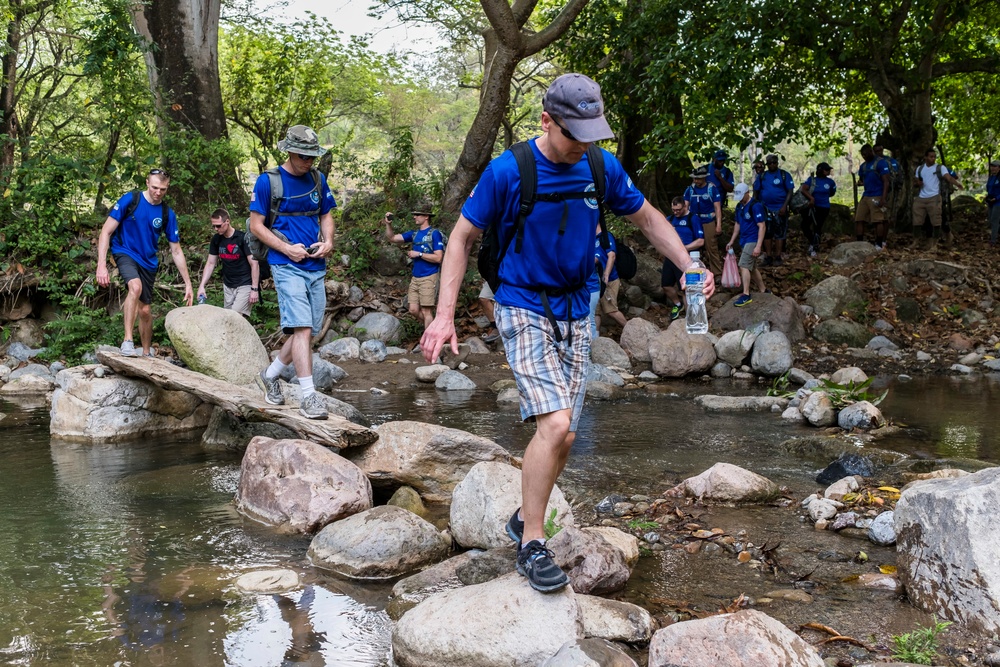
[122,278,142,343]
[138,303,153,354]
[520,408,575,544]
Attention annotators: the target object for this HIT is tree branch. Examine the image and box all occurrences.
[524,0,590,55]
[480,0,520,47]
[933,55,1000,78]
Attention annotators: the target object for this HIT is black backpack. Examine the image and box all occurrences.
[477,141,611,342]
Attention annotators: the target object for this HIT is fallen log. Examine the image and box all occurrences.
[97,351,377,449]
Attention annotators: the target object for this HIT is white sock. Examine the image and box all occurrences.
[517,509,524,522]
[265,358,288,381]
[298,375,315,397]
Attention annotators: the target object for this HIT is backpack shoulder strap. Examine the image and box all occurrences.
[122,190,141,221]
[510,141,536,254]
[585,145,611,250]
[265,166,282,229]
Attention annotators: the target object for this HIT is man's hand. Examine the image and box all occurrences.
[420,315,458,363]
[285,243,310,263]
[183,284,193,307]
[715,223,722,234]
[408,250,422,259]
[197,287,207,300]
[96,264,110,288]
[778,206,788,217]
[680,265,717,298]
[310,240,334,258]
[752,244,761,257]
[249,289,259,305]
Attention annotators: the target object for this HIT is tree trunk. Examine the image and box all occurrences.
[131,0,227,140]
[441,43,520,215]
[0,5,22,183]
[618,97,685,212]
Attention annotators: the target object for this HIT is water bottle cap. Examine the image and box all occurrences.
[690,251,701,259]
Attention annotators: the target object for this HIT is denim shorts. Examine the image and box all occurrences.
[496,303,591,431]
[271,263,326,335]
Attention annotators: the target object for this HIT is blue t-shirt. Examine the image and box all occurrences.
[805,176,837,209]
[595,233,619,282]
[756,168,794,211]
[462,140,644,320]
[668,213,704,247]
[703,163,734,194]
[249,166,336,271]
[858,158,890,197]
[683,183,721,222]
[109,192,180,271]
[735,199,767,246]
[402,228,445,277]
[987,174,1000,208]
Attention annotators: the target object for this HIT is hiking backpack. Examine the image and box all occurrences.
[244,166,324,262]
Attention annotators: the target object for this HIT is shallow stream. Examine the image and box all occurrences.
[1,373,997,665]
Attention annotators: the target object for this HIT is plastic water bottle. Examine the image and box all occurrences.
[197,295,207,305]
[685,251,709,334]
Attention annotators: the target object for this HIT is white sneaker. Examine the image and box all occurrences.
[299,392,328,420]
[120,340,136,356]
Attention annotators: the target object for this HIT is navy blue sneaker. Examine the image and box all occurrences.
[735,294,753,307]
[516,540,569,593]
[505,508,524,546]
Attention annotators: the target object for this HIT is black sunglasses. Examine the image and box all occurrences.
[294,153,317,161]
[149,168,169,177]
[211,223,225,229]
[551,117,578,142]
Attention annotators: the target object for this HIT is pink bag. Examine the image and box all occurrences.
[721,249,741,289]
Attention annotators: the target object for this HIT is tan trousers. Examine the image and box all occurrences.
[701,220,723,277]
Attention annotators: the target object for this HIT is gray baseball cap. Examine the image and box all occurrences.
[277,125,327,157]
[542,73,614,143]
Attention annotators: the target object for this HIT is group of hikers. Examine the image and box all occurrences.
[95,71,999,595]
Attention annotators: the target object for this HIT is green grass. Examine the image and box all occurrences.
[625,519,660,530]
[891,618,951,665]
[543,508,562,539]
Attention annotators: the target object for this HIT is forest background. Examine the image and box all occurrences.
[0,0,997,361]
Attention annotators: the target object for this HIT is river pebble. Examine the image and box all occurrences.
[867,511,896,546]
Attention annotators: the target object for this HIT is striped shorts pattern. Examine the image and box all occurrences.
[495,303,591,430]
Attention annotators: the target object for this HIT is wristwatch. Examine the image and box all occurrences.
[418,252,423,258]
[251,287,259,292]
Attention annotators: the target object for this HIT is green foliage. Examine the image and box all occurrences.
[845,299,872,324]
[398,316,424,344]
[544,508,562,539]
[625,519,660,530]
[766,372,794,398]
[891,618,951,665]
[818,377,888,409]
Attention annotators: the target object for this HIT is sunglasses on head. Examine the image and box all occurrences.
[149,168,168,177]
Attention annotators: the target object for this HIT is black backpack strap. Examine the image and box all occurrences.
[587,145,610,251]
[511,141,535,254]
[114,190,141,247]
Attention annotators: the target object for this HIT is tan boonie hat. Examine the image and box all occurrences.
[277,125,327,157]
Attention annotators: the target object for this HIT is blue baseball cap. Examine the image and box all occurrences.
[714,150,728,161]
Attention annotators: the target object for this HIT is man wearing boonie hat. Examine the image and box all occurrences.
[419,73,715,593]
[703,149,734,206]
[684,165,723,278]
[250,125,337,420]
[987,160,1000,247]
[384,201,446,333]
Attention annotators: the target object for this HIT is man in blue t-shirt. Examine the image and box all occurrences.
[854,144,891,250]
[661,197,704,320]
[755,154,794,266]
[704,150,735,207]
[800,162,837,257]
[683,166,723,278]
[727,183,767,307]
[384,204,446,332]
[96,169,194,357]
[987,159,1000,247]
[420,73,714,594]
[249,125,337,421]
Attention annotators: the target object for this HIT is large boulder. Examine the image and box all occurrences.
[319,337,360,361]
[236,437,372,534]
[590,337,631,370]
[666,462,779,503]
[619,318,660,363]
[649,320,716,378]
[49,366,211,442]
[1,373,55,396]
[895,467,1000,635]
[750,330,793,377]
[827,241,877,267]
[804,275,867,321]
[392,573,582,667]
[164,305,269,385]
[711,293,806,342]
[349,312,402,344]
[838,401,884,430]
[548,526,639,595]
[450,462,574,549]
[714,329,758,367]
[542,639,637,667]
[345,421,514,503]
[577,595,655,643]
[812,319,870,348]
[308,505,449,579]
[389,547,516,616]
[648,610,825,667]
